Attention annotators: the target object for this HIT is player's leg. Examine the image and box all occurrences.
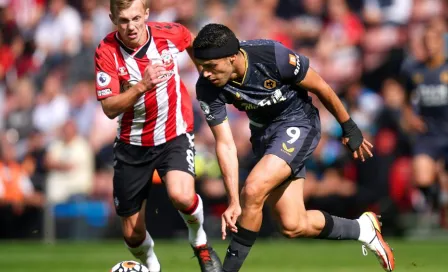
[412,137,441,210]
[267,178,395,271]
[159,132,222,271]
[267,179,357,238]
[413,154,439,209]
[439,155,448,227]
[113,142,160,271]
[222,154,296,272]
[120,201,160,271]
[222,121,320,271]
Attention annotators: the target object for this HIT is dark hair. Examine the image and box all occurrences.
[193,24,237,50]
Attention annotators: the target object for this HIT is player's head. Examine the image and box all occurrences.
[423,17,446,59]
[193,24,240,87]
[109,0,149,48]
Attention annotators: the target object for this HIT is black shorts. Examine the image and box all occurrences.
[112,132,196,217]
[414,134,448,168]
[250,115,321,179]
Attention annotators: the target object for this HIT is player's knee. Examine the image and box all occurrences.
[280,216,309,239]
[241,183,265,209]
[414,174,435,187]
[413,156,436,186]
[168,189,195,210]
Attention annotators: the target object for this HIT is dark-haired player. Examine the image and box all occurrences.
[193,23,395,272]
[401,18,448,224]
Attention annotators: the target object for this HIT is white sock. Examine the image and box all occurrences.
[126,231,161,271]
[356,216,374,244]
[178,194,207,247]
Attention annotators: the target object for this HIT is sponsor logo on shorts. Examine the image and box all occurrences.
[186,133,195,148]
[281,142,295,155]
[185,134,195,174]
[114,197,119,207]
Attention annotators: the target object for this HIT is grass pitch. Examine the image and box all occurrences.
[0,239,446,271]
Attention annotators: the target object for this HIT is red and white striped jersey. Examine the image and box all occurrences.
[94,22,194,146]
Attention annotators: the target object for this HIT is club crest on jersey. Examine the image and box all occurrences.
[161,49,174,66]
[118,66,128,76]
[440,71,448,84]
[413,73,424,84]
[97,72,111,87]
[264,79,277,89]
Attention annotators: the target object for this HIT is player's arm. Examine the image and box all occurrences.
[100,83,147,119]
[299,68,373,161]
[399,63,427,133]
[274,43,372,161]
[95,49,168,119]
[196,80,241,238]
[299,68,350,123]
[210,120,240,206]
[209,120,241,239]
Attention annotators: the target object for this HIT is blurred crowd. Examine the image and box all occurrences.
[0,0,447,239]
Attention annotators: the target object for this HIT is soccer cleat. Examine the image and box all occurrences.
[358,212,395,271]
[192,244,223,272]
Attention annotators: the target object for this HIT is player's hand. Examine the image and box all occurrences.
[408,113,427,133]
[221,202,241,240]
[340,118,373,162]
[342,137,373,162]
[141,60,169,90]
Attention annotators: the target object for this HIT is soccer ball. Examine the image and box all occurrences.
[111,261,149,272]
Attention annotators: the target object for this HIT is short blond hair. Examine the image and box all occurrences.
[110,0,148,18]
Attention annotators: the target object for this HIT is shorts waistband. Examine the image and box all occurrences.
[249,119,265,128]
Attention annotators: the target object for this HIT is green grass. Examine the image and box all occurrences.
[0,239,447,271]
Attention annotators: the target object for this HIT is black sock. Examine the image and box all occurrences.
[420,185,439,210]
[223,223,258,272]
[316,211,360,240]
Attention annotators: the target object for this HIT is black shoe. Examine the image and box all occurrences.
[192,244,223,272]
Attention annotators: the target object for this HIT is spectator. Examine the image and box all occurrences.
[45,120,94,204]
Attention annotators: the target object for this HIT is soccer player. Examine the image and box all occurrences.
[193,24,395,271]
[401,18,448,220]
[94,1,222,271]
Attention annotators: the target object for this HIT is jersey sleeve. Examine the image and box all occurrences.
[151,22,192,52]
[399,60,416,91]
[196,78,227,127]
[94,46,120,100]
[274,42,310,84]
